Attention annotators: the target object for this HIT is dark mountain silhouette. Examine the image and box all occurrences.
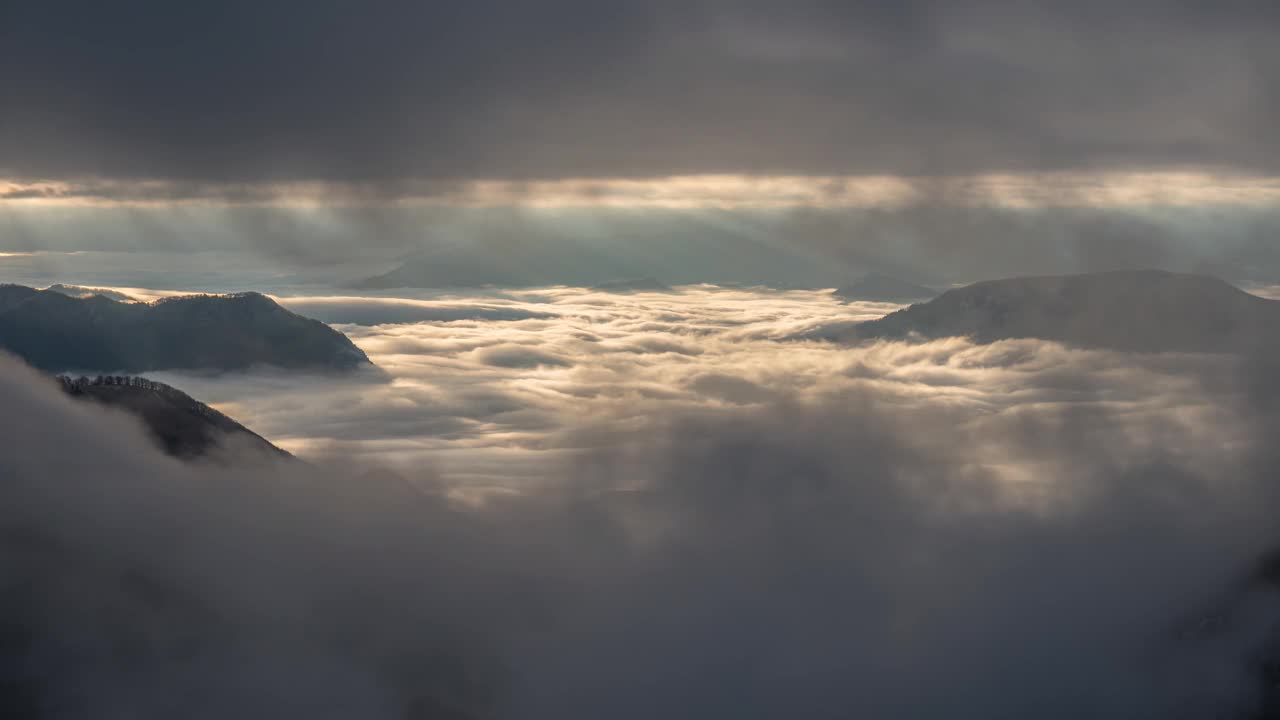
[44,283,138,303]
[854,269,1280,354]
[350,231,856,290]
[57,374,289,461]
[0,283,41,311]
[0,285,370,373]
[835,273,935,302]
[356,253,527,290]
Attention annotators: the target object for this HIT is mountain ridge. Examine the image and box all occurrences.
[44,283,138,303]
[0,284,371,373]
[57,374,289,461]
[853,269,1280,354]
[835,273,936,302]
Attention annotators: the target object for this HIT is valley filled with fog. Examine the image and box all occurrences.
[45,277,1255,502]
[6,260,1280,717]
[159,285,904,487]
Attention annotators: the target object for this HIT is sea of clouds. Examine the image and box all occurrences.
[5,284,1280,718]
[152,286,1258,490]
[137,286,900,486]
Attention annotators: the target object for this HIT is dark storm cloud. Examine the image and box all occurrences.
[3,0,1279,184]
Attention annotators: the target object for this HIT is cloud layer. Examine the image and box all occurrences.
[153,287,903,483]
[5,279,1280,716]
[140,286,1264,488]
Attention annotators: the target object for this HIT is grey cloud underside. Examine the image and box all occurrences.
[3,0,1280,183]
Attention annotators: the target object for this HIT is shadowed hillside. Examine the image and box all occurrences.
[0,285,371,373]
[855,270,1280,354]
[58,375,289,461]
[43,284,138,303]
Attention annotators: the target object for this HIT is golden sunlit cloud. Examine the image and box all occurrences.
[5,171,1280,209]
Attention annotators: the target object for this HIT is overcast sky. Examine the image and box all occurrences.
[3,1,1279,194]
[4,1,1280,285]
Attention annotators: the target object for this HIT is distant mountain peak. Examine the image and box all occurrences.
[853,269,1280,354]
[835,273,935,302]
[591,277,672,293]
[44,283,138,303]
